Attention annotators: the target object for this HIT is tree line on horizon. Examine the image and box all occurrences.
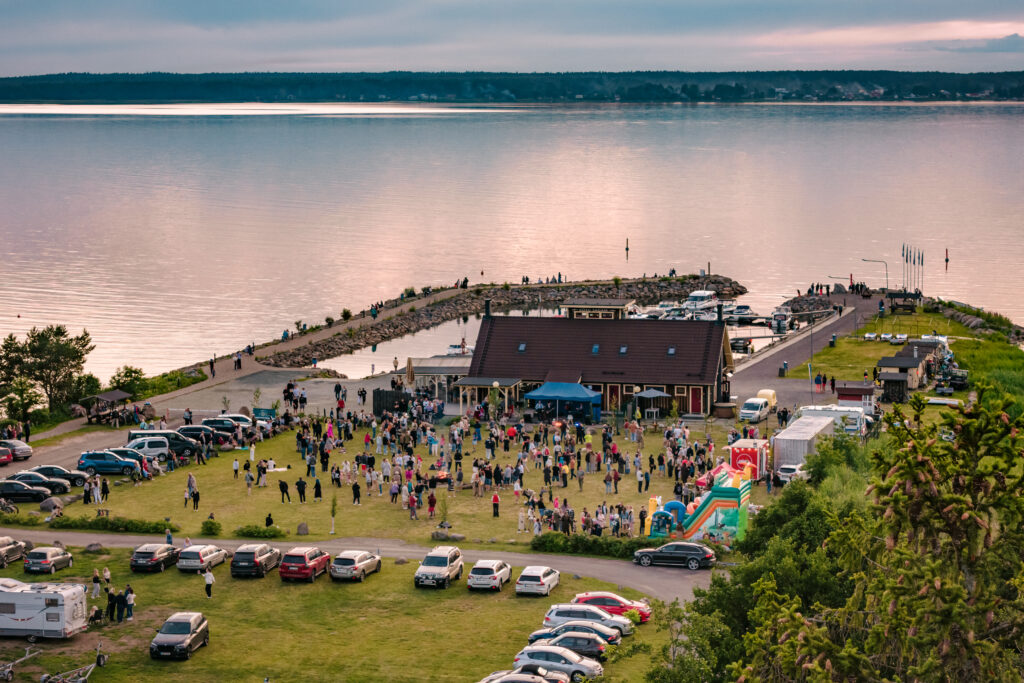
[1,70,1023,103]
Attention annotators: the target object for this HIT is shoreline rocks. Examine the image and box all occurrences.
[262,274,747,368]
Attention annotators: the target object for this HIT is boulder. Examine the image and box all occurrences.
[26,510,40,517]
[449,533,466,541]
[572,574,582,580]
[63,494,83,505]
[39,497,63,513]
[53,541,65,550]
[297,522,309,536]
[22,541,34,551]
[394,557,408,565]
[84,543,105,554]
[430,530,449,541]
[488,537,498,544]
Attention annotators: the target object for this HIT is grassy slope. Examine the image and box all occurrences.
[0,547,661,683]
[52,423,741,548]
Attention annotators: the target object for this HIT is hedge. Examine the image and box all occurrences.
[530,532,652,559]
[200,520,222,537]
[0,513,44,527]
[49,515,179,534]
[235,524,287,539]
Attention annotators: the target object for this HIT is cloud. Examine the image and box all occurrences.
[933,32,1024,52]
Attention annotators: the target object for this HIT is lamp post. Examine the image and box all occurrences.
[861,258,888,291]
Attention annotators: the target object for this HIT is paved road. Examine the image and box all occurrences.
[0,527,711,605]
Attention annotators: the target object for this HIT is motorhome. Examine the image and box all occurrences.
[0,578,89,640]
[681,290,719,313]
[797,405,870,435]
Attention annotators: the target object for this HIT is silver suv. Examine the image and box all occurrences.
[413,545,463,589]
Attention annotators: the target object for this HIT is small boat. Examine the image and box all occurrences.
[682,290,719,312]
[770,306,794,333]
[446,341,474,355]
[726,305,759,324]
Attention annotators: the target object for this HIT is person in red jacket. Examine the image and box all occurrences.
[492,491,500,518]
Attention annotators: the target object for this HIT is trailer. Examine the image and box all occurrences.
[727,439,769,480]
[772,416,834,469]
[0,578,89,641]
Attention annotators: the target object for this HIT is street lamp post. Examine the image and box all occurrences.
[861,258,889,291]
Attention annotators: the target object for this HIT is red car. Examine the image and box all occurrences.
[0,448,12,466]
[278,546,330,582]
[571,591,651,623]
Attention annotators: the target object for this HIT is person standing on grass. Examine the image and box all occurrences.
[313,478,322,502]
[492,491,500,517]
[245,469,254,495]
[101,478,110,502]
[191,487,200,511]
[408,494,418,520]
[91,569,101,598]
[115,589,126,623]
[295,477,307,504]
[105,587,116,622]
[518,508,525,533]
[279,479,291,503]
[427,491,436,518]
[636,467,644,494]
[352,480,361,506]
[202,568,215,598]
[233,458,239,479]
[102,566,111,585]
[125,585,135,621]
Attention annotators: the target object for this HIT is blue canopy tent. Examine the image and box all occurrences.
[525,382,602,422]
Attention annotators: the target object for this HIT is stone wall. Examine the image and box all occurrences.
[261,275,747,368]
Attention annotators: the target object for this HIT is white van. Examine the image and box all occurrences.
[739,398,770,422]
[0,578,89,640]
[797,405,869,435]
[125,436,170,462]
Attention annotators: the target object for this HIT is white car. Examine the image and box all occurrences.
[125,436,170,462]
[542,604,633,636]
[892,333,908,344]
[176,545,229,572]
[516,565,560,596]
[880,333,893,342]
[738,397,769,422]
[513,645,603,681]
[329,550,382,582]
[777,463,809,483]
[467,559,512,591]
[222,413,271,434]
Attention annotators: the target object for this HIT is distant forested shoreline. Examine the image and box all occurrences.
[1,70,1022,103]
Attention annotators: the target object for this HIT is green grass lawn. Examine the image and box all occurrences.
[54,424,741,549]
[0,547,662,682]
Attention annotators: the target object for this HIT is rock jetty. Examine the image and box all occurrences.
[262,275,746,368]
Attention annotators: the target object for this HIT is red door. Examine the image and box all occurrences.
[689,387,702,414]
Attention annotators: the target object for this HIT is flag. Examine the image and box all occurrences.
[902,244,905,259]
[921,251,924,266]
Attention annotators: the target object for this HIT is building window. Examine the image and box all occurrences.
[667,347,676,356]
[45,598,58,607]
[619,345,628,355]
[0,604,13,614]
[591,344,600,355]
[46,612,60,622]
[517,342,526,353]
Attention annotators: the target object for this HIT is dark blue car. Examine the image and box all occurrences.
[77,451,140,476]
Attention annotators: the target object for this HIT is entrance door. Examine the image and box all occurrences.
[606,384,620,411]
[689,387,703,414]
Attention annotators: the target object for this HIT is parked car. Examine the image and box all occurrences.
[130,543,181,573]
[542,604,633,636]
[76,451,139,476]
[178,425,229,446]
[414,545,463,589]
[176,545,229,572]
[777,463,809,483]
[756,388,778,413]
[106,448,155,473]
[0,536,27,568]
[123,437,169,462]
[516,565,560,597]
[533,631,609,662]
[279,546,330,582]
[528,621,622,646]
[739,397,770,422]
[200,417,238,435]
[512,645,604,681]
[230,543,282,578]
[478,665,571,683]
[329,550,381,582]
[5,471,70,495]
[0,440,32,461]
[28,465,88,487]
[150,612,209,660]
[0,447,12,466]
[633,542,717,570]
[467,559,512,591]
[23,546,73,574]
[126,429,199,460]
[0,480,50,503]
[571,591,651,622]
[221,413,271,434]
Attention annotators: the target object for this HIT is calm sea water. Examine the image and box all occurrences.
[1,102,1021,379]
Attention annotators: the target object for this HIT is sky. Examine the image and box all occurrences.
[1,1,1023,75]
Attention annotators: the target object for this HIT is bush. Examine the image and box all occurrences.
[50,515,178,534]
[623,608,643,625]
[0,512,43,527]
[530,532,651,559]
[201,520,222,536]
[341,308,352,322]
[325,316,335,328]
[235,524,286,539]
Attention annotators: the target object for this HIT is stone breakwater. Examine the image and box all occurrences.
[261,275,747,368]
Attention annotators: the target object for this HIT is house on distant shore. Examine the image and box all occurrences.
[456,300,734,417]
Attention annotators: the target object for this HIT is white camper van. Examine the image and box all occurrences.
[0,578,89,640]
[797,405,870,436]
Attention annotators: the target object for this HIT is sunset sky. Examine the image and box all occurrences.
[1,1,1023,75]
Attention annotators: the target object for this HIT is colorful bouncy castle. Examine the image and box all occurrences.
[647,464,751,543]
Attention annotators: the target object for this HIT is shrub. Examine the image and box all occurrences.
[235,524,286,539]
[623,608,643,625]
[0,512,43,527]
[325,316,335,328]
[403,286,416,298]
[341,308,352,322]
[201,520,222,536]
[49,515,177,534]
[529,532,650,559]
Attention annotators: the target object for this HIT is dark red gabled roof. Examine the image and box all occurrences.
[468,317,725,386]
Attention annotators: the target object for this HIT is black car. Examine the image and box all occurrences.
[28,465,89,488]
[130,544,181,573]
[633,542,716,570]
[178,425,229,445]
[527,620,622,646]
[23,546,74,574]
[0,536,26,568]
[230,543,282,578]
[200,417,237,435]
[150,612,209,660]
[535,631,608,661]
[5,472,70,495]
[0,480,50,503]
